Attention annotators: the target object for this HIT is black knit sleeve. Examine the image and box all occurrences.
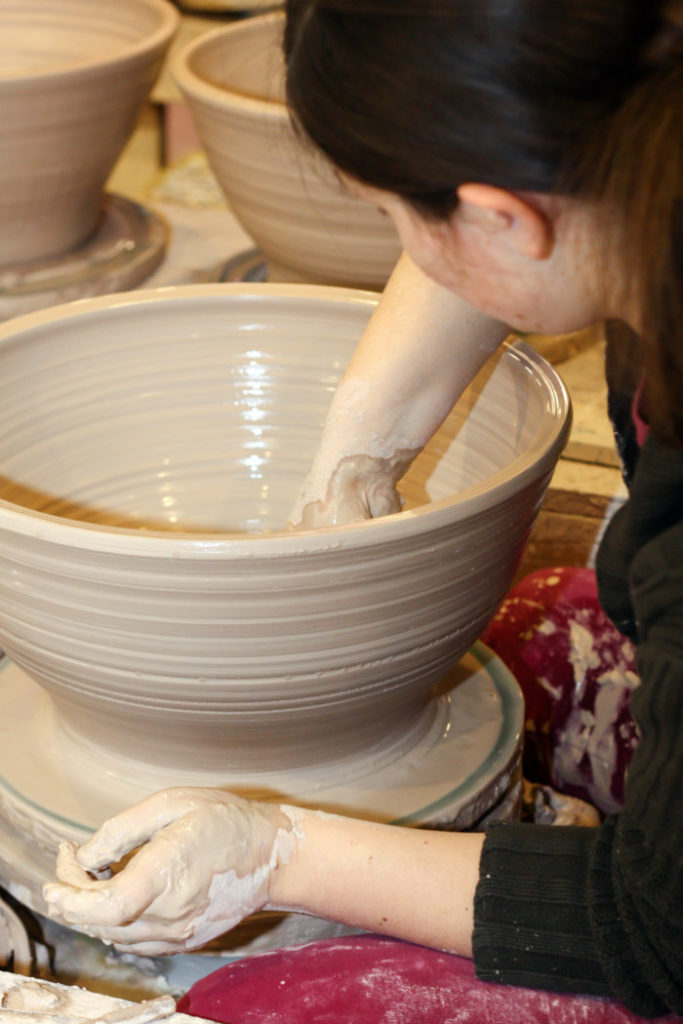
[473,822,611,996]
[473,442,683,1017]
[588,524,683,1015]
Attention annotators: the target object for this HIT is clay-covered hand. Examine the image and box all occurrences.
[42,787,300,955]
[289,451,416,528]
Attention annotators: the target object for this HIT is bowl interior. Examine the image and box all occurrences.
[0,286,566,536]
[0,0,170,79]
[185,15,286,105]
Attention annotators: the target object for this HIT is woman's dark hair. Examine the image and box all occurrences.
[284,0,683,446]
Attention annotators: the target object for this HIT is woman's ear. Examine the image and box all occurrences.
[455,183,555,260]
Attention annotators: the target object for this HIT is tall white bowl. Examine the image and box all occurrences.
[0,284,569,778]
[0,0,179,266]
[172,13,402,288]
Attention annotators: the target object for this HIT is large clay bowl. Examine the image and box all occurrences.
[0,284,570,775]
[0,0,178,267]
[172,13,402,288]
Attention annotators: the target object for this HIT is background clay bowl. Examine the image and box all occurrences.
[175,1,278,9]
[172,13,402,288]
[0,284,570,777]
[0,0,179,267]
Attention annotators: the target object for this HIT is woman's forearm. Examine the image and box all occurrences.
[269,807,485,957]
[42,788,485,957]
[289,252,508,526]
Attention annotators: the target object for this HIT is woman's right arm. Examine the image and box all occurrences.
[288,251,508,528]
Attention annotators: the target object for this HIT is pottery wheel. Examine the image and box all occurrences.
[0,642,522,916]
[209,246,269,284]
[209,247,381,289]
[0,895,32,975]
[0,194,169,321]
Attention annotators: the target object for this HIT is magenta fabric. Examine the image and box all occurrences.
[177,934,681,1024]
[481,566,640,814]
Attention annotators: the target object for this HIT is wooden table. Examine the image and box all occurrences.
[517,335,627,579]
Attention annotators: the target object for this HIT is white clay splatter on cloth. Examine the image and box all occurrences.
[481,567,640,815]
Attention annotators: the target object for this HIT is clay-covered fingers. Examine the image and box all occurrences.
[57,910,188,954]
[43,841,164,928]
[76,788,206,873]
[54,840,100,889]
[60,913,194,954]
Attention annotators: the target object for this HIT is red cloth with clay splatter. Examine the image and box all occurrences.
[177,934,678,1023]
[481,566,640,815]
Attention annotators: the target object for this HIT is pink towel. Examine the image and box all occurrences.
[178,934,680,1024]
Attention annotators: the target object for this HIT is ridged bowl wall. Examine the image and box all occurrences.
[0,0,178,266]
[172,13,402,289]
[0,284,570,775]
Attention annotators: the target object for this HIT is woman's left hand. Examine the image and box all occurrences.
[42,787,300,955]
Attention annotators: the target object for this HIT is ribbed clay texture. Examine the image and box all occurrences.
[0,284,570,775]
[0,0,178,266]
[172,13,402,289]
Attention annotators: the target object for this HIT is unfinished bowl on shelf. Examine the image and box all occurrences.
[175,0,277,9]
[0,0,179,266]
[172,13,402,288]
[0,283,570,781]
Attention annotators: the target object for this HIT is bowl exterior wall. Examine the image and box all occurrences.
[174,19,402,289]
[0,473,548,772]
[0,1,178,265]
[185,99,401,288]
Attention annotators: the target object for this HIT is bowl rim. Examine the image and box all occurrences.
[0,0,179,90]
[0,282,572,558]
[171,10,288,121]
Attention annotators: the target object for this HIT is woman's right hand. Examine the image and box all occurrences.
[291,451,415,528]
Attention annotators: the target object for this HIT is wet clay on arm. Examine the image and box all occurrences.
[288,252,508,528]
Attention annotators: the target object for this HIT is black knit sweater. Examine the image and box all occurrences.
[472,434,683,1017]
